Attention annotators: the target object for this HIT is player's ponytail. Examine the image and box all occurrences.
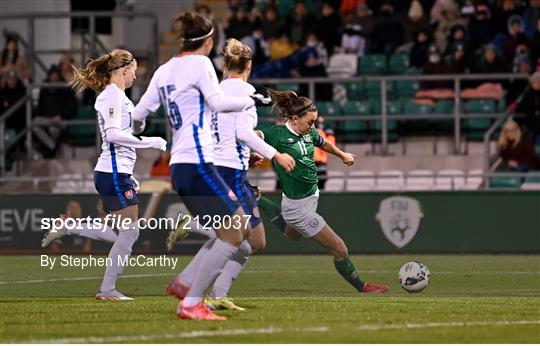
[71,49,134,94]
[175,11,214,53]
[223,38,252,74]
[268,89,317,119]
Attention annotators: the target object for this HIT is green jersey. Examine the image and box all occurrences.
[262,123,325,199]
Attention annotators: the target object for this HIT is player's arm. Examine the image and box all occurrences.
[132,69,162,133]
[100,91,166,151]
[315,131,356,166]
[236,112,295,172]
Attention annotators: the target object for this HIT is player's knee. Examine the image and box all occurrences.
[250,237,266,253]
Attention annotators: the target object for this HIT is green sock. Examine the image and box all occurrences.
[258,196,287,233]
[333,257,365,292]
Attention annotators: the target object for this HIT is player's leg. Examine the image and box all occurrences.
[258,195,288,233]
[94,172,140,301]
[170,163,249,320]
[42,212,118,247]
[310,225,388,293]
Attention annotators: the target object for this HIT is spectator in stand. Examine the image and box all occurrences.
[512,42,531,72]
[409,29,432,72]
[506,54,532,104]
[415,44,454,100]
[314,115,336,190]
[0,34,31,85]
[261,6,285,40]
[33,64,77,158]
[468,4,493,53]
[285,1,316,46]
[0,69,26,132]
[443,24,470,61]
[530,17,540,70]
[340,23,366,56]
[370,1,404,55]
[225,6,253,40]
[497,119,540,171]
[493,0,526,36]
[473,44,507,74]
[403,0,430,44]
[344,3,375,50]
[297,32,332,100]
[515,71,540,144]
[317,1,342,54]
[242,23,271,65]
[494,15,529,66]
[522,0,540,38]
[269,30,298,60]
[432,2,467,52]
[58,54,76,82]
[446,42,469,74]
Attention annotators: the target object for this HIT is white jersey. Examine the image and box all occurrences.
[213,78,256,171]
[134,55,254,165]
[94,84,136,174]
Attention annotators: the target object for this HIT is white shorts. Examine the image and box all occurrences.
[281,191,326,238]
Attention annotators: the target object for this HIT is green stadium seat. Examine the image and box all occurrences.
[276,83,300,93]
[435,100,454,114]
[358,54,387,75]
[523,173,540,184]
[344,82,363,100]
[342,120,368,142]
[315,102,341,116]
[392,81,420,98]
[497,98,506,112]
[342,101,371,115]
[4,128,16,146]
[489,173,523,188]
[465,99,496,113]
[403,101,433,115]
[388,53,409,75]
[69,106,96,146]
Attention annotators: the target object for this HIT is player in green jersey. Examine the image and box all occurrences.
[257,90,388,293]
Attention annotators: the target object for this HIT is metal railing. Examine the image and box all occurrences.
[0,11,160,82]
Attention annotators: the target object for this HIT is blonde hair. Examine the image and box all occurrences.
[268,89,317,119]
[498,119,522,149]
[70,49,134,94]
[223,38,252,74]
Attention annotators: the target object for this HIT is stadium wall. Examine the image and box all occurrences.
[0,191,538,254]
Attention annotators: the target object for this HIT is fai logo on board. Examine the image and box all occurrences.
[375,196,424,248]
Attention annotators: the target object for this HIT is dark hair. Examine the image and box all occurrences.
[175,11,214,53]
[1,35,19,66]
[71,49,134,94]
[268,90,317,119]
[223,38,252,73]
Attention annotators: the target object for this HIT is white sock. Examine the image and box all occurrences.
[182,238,238,307]
[187,219,217,239]
[99,222,139,292]
[68,223,118,243]
[179,238,216,286]
[210,240,252,299]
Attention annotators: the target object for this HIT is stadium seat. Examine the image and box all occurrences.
[463,100,495,141]
[434,169,466,190]
[374,170,404,191]
[69,106,96,146]
[357,54,387,75]
[4,128,16,146]
[276,83,300,93]
[344,81,363,100]
[346,170,375,191]
[435,100,454,114]
[403,100,433,115]
[489,174,523,188]
[466,99,496,113]
[404,169,435,190]
[324,171,345,191]
[388,53,409,75]
[392,80,420,98]
[521,173,540,190]
[342,101,371,115]
[463,169,483,190]
[315,102,341,116]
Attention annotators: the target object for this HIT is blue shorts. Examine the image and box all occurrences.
[170,163,240,218]
[94,171,138,212]
[216,166,261,228]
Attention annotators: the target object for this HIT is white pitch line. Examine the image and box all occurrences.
[21,320,540,344]
[1,270,539,285]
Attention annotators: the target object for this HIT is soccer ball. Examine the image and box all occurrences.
[398,261,430,293]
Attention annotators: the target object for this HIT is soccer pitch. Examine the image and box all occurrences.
[1,255,539,343]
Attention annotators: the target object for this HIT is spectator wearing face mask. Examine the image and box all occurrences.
[493,15,530,66]
[340,23,366,56]
[415,44,455,101]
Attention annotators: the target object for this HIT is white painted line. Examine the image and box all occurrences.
[21,320,540,344]
[1,270,539,285]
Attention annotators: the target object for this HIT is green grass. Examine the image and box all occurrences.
[1,255,539,343]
